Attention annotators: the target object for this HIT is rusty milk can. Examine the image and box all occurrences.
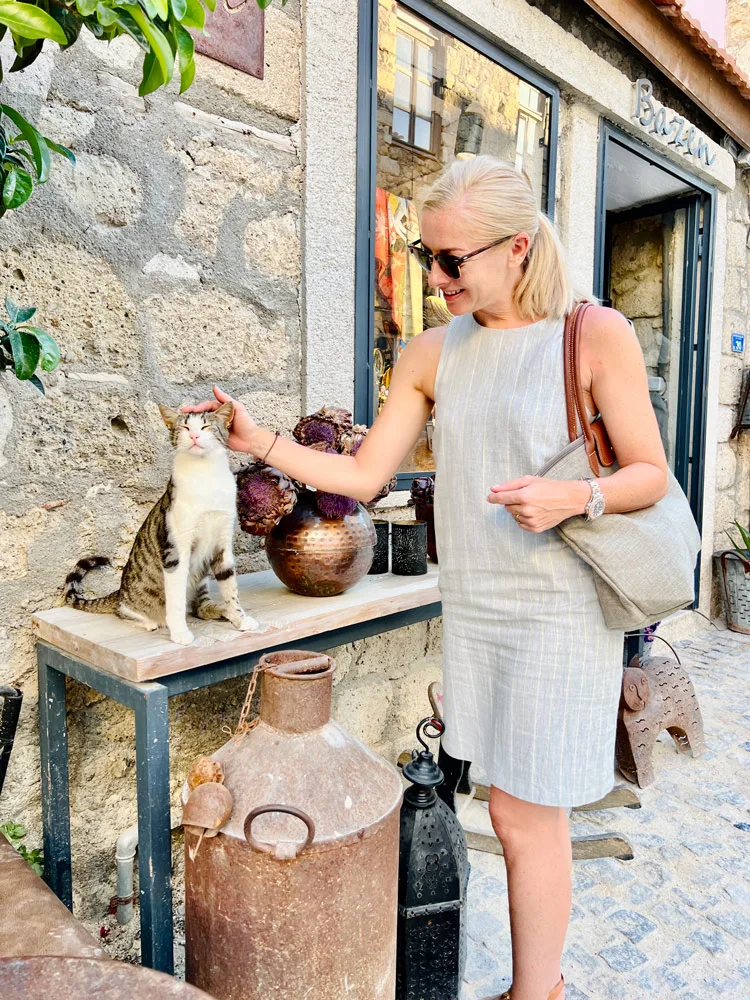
[184,649,403,1000]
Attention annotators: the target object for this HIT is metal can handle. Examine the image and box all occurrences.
[243,804,316,860]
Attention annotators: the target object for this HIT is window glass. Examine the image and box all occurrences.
[375,0,552,474]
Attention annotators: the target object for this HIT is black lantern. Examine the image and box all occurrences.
[396,718,469,1000]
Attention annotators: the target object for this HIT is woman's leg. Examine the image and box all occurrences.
[488,786,571,1000]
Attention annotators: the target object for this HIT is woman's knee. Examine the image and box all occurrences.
[488,786,566,851]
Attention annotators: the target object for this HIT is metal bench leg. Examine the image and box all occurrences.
[38,651,73,910]
[134,684,174,973]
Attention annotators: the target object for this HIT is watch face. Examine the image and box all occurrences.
[589,495,606,519]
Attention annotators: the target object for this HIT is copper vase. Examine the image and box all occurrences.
[265,491,376,596]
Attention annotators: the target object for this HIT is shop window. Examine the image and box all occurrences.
[372,0,554,478]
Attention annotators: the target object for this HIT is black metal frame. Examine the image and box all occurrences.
[355,0,560,488]
[594,121,716,607]
[37,601,441,974]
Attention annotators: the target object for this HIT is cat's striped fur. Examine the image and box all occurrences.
[64,403,258,646]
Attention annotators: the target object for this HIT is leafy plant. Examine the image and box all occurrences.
[725,520,750,572]
[0,0,287,215]
[0,821,44,876]
[0,296,60,392]
[1,104,75,216]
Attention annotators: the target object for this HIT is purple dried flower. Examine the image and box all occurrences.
[316,492,359,519]
[236,462,297,535]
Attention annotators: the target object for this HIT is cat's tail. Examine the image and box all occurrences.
[64,557,120,613]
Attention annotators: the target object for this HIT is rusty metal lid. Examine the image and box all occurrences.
[0,957,213,999]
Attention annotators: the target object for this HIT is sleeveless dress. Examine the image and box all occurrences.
[432,312,624,808]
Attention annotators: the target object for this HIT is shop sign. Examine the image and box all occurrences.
[632,79,716,167]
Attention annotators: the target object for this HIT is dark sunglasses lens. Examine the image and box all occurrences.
[411,246,432,272]
[436,255,461,280]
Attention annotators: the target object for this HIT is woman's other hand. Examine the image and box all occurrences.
[488,476,590,532]
[182,386,259,454]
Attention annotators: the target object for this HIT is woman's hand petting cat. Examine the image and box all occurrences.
[183,386,258,454]
[488,475,591,532]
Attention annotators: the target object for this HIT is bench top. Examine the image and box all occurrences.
[33,566,441,683]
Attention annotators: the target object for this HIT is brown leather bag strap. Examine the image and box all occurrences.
[563,300,618,477]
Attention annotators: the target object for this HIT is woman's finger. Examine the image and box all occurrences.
[181,401,220,414]
[212,385,233,403]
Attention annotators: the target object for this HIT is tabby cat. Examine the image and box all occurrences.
[64,402,258,646]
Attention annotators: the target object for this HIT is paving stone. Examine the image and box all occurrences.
[563,943,599,973]
[627,882,656,905]
[607,909,658,943]
[707,909,750,939]
[580,893,618,916]
[568,902,586,922]
[463,943,499,983]
[563,986,590,1000]
[467,909,503,945]
[572,870,596,894]
[664,941,696,966]
[690,927,729,953]
[598,941,648,972]
[682,839,722,855]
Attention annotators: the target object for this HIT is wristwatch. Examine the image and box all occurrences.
[581,478,605,521]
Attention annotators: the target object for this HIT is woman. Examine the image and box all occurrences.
[188,157,668,1000]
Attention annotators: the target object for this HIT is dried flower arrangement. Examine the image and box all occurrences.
[236,406,397,536]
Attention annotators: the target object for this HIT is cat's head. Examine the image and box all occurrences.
[158,403,234,457]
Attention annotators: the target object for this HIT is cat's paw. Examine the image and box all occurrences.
[169,627,195,646]
[234,614,260,632]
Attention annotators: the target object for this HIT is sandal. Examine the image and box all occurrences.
[481,974,564,1000]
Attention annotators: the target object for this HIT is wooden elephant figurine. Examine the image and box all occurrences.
[615,655,706,788]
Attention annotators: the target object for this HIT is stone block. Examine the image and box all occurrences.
[716,405,737,443]
[598,941,648,971]
[192,8,301,123]
[389,655,442,734]
[690,927,729,953]
[606,908,657,943]
[0,242,140,371]
[46,152,142,229]
[331,674,393,747]
[0,385,11,469]
[726,221,750,268]
[719,356,744,406]
[245,212,300,279]
[0,509,47,581]
[144,287,289,385]
[143,254,200,281]
[715,444,738,491]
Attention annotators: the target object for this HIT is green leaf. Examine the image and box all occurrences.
[76,0,98,14]
[0,0,67,43]
[255,0,272,8]
[171,19,194,92]
[2,164,32,208]
[9,36,43,71]
[137,0,161,20]
[137,48,163,95]
[14,304,36,323]
[123,5,173,87]
[23,325,59,370]
[169,0,186,19]
[4,295,18,323]
[28,373,45,394]
[46,3,83,47]
[9,328,40,379]
[42,136,76,165]
[1,104,50,182]
[179,0,203,29]
[0,821,25,842]
[202,0,215,13]
[95,4,148,48]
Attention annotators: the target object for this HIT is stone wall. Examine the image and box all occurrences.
[0,1,439,960]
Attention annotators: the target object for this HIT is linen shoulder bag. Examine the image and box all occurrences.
[535,301,701,631]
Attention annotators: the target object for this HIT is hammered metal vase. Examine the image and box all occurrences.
[265,491,376,596]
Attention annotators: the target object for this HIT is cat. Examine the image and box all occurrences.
[64,402,259,646]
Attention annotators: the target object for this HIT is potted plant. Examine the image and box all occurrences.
[236,406,396,597]
[714,521,750,633]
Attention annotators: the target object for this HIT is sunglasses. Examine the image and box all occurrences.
[408,235,515,280]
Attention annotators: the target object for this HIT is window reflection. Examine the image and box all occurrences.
[375,0,552,474]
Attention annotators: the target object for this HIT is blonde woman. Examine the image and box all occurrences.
[189,156,668,1000]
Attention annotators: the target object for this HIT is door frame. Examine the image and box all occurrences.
[594,122,716,603]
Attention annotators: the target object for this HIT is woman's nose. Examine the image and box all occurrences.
[428,262,449,289]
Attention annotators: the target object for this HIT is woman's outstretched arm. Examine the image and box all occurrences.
[184,330,442,503]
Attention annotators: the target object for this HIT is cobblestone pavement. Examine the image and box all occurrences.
[459,627,750,1000]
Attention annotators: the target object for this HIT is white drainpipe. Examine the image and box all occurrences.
[115,811,182,925]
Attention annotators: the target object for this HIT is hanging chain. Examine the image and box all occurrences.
[221,660,272,743]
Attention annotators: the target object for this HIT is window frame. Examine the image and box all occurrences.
[355,0,561,489]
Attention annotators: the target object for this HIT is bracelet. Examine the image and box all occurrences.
[261,431,279,464]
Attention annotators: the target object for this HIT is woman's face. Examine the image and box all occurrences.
[419,207,530,318]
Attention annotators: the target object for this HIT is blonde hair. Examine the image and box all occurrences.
[421,156,574,320]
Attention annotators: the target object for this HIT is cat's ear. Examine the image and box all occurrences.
[159,405,181,428]
[213,401,235,428]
